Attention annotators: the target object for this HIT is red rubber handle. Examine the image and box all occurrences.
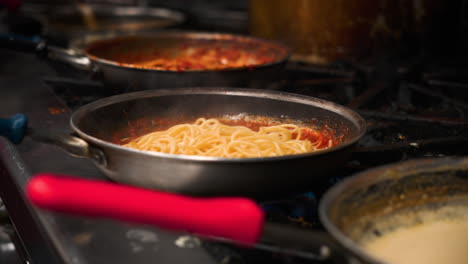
[26,174,265,245]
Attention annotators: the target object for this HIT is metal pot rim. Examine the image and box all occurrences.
[70,87,367,163]
[48,4,186,21]
[32,4,186,35]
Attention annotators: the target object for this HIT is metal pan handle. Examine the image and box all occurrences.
[0,34,93,71]
[28,129,107,166]
[47,46,94,72]
[0,114,106,165]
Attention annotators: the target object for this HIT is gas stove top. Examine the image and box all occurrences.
[1,48,468,264]
[1,3,468,263]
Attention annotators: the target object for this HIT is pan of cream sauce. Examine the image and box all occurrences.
[362,219,468,264]
[320,158,468,264]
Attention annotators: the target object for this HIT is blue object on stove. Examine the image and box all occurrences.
[0,113,27,144]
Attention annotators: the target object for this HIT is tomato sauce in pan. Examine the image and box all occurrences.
[219,118,337,149]
[85,36,288,71]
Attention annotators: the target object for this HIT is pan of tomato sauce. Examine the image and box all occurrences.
[0,31,289,92]
[80,31,290,91]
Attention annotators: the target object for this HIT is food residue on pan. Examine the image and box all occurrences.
[85,36,288,71]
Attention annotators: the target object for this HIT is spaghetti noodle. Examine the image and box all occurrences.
[123,118,333,158]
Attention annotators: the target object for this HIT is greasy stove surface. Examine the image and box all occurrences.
[1,48,468,264]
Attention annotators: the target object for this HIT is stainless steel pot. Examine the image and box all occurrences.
[0,31,290,92]
[1,88,366,198]
[249,0,466,64]
[21,4,186,39]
